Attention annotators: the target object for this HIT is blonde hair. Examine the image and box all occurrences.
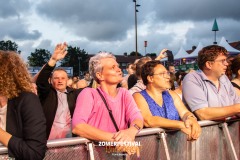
[0,50,33,99]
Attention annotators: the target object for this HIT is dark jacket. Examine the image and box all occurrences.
[7,92,47,160]
[36,63,82,138]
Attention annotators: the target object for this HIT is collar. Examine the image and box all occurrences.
[197,70,228,85]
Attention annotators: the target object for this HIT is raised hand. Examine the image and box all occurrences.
[155,48,168,60]
[48,42,68,66]
[51,42,68,61]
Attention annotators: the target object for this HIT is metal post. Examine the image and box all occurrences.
[134,0,138,58]
[78,57,81,77]
[214,31,217,44]
[191,139,200,160]
[87,142,95,160]
[221,122,238,160]
[160,132,171,160]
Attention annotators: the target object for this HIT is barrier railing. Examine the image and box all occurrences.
[0,120,239,160]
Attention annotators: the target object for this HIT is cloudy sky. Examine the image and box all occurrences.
[1,0,240,61]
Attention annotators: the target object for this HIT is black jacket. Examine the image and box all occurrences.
[36,63,82,138]
[7,92,47,160]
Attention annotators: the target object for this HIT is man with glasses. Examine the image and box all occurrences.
[182,45,240,120]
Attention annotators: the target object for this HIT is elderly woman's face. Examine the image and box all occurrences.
[99,58,123,84]
[151,64,171,89]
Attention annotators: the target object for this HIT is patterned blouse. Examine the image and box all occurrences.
[140,90,180,120]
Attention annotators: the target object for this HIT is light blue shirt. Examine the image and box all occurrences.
[182,70,240,112]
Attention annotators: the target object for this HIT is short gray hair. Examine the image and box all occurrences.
[89,52,116,83]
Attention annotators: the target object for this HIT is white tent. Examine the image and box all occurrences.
[219,37,240,53]
[185,42,204,58]
[174,46,189,60]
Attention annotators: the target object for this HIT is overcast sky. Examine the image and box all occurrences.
[1,0,240,61]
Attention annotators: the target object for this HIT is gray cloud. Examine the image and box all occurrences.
[19,42,36,61]
[151,0,240,22]
[19,39,55,62]
[35,0,240,45]
[36,0,134,41]
[0,18,42,40]
[37,39,53,50]
[1,0,240,61]
[0,0,30,18]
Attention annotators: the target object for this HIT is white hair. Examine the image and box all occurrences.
[89,52,116,83]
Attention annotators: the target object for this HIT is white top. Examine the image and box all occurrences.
[0,104,7,131]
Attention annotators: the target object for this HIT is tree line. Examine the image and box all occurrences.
[0,40,146,76]
[0,40,88,76]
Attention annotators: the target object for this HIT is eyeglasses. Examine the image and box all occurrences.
[152,71,170,78]
[212,59,228,65]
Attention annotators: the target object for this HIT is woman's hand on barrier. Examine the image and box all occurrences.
[184,117,201,140]
[180,126,192,141]
[112,128,136,142]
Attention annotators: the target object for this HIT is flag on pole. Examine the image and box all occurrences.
[144,41,147,47]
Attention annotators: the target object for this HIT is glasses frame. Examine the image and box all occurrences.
[152,71,171,78]
[211,58,228,65]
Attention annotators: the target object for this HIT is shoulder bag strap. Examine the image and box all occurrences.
[96,88,119,132]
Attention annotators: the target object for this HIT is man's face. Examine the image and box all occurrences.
[168,66,175,73]
[210,54,228,78]
[72,77,78,82]
[127,64,134,75]
[84,73,91,81]
[51,70,68,92]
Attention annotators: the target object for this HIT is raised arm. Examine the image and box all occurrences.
[155,48,168,61]
[36,43,68,98]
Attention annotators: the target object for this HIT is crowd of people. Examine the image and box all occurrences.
[0,43,239,159]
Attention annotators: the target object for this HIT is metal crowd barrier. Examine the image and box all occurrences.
[0,120,239,160]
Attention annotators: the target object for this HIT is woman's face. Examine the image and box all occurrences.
[150,64,171,89]
[99,58,123,85]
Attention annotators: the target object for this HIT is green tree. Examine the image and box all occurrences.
[60,46,88,76]
[0,40,18,51]
[27,49,51,66]
[129,51,142,56]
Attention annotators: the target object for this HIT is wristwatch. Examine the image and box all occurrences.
[133,124,141,134]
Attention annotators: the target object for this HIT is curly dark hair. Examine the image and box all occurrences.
[231,56,240,76]
[197,45,228,70]
[0,50,33,99]
[141,60,162,85]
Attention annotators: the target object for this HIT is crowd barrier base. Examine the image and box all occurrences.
[0,120,239,160]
